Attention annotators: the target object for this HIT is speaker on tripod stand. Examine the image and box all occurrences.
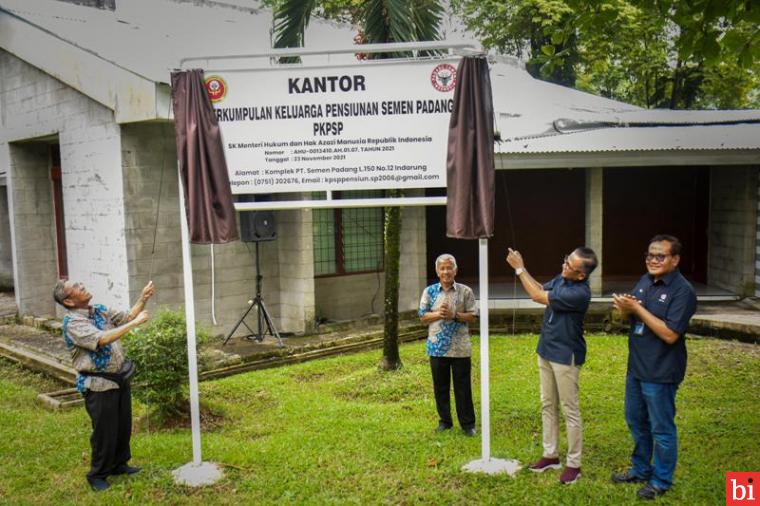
[223,205,284,346]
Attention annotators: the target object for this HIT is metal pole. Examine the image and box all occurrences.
[177,165,203,465]
[178,40,480,68]
[479,238,490,461]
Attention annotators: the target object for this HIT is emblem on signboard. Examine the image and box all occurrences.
[430,63,457,92]
[204,75,227,103]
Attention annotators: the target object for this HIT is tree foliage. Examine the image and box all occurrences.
[453,0,760,109]
[268,0,443,51]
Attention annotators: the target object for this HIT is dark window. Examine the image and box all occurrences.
[313,191,384,276]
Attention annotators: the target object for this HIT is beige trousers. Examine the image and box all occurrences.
[538,355,583,468]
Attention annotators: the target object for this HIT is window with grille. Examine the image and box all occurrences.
[313,191,384,276]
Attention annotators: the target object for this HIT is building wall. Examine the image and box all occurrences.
[3,143,58,315]
[315,272,382,322]
[121,123,315,335]
[315,205,426,322]
[708,166,758,296]
[274,208,315,334]
[0,187,14,290]
[0,49,130,314]
[398,205,427,311]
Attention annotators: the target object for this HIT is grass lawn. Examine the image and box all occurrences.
[0,333,758,505]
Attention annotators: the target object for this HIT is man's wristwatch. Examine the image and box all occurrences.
[515,267,525,276]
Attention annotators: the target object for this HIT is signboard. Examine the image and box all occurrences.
[207,58,460,194]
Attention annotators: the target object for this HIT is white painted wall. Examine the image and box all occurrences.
[0,49,130,312]
[60,123,130,309]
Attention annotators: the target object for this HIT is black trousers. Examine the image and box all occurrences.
[430,356,476,429]
[83,383,133,480]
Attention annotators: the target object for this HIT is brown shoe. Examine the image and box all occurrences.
[559,466,581,484]
[528,457,561,472]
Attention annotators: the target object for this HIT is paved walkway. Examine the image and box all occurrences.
[688,299,760,344]
[0,291,17,318]
[0,315,428,387]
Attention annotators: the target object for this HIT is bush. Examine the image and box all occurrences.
[123,309,210,422]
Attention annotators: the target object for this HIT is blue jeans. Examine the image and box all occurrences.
[624,373,679,490]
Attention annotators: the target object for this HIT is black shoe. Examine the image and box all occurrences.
[462,427,477,437]
[112,464,142,476]
[612,470,649,484]
[637,483,667,500]
[87,478,110,492]
[435,423,453,433]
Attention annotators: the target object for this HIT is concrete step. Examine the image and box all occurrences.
[0,339,76,384]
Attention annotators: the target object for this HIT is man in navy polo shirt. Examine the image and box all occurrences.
[507,246,598,485]
[611,234,697,500]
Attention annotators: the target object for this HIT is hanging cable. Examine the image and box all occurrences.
[149,103,171,283]
[493,101,518,335]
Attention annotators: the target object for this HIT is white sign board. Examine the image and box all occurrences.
[206,58,460,194]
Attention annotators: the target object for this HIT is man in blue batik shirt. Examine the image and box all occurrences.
[53,279,154,492]
[507,246,598,485]
[419,254,478,436]
[611,235,697,500]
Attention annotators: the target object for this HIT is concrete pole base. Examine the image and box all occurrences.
[462,457,522,476]
[172,461,224,486]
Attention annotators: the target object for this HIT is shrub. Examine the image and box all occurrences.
[123,309,210,422]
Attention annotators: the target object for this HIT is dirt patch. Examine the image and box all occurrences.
[135,402,227,432]
[332,367,429,404]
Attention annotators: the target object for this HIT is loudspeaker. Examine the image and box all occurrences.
[240,211,276,242]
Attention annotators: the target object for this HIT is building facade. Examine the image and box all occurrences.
[0,0,758,339]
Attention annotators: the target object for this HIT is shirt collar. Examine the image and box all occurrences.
[67,306,94,318]
[439,282,457,292]
[560,275,588,286]
[648,269,679,286]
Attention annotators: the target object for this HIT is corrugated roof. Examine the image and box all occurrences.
[498,124,760,154]
[490,62,760,154]
[1,0,759,156]
[0,0,361,83]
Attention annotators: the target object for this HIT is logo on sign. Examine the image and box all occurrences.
[727,473,759,506]
[430,64,456,92]
[205,75,227,103]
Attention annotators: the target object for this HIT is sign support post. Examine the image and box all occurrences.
[462,239,521,475]
[173,165,223,486]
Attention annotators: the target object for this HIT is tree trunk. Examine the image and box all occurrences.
[380,193,402,371]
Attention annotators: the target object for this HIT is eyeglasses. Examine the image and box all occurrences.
[563,255,584,275]
[644,253,672,263]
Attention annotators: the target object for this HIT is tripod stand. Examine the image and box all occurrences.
[223,242,284,347]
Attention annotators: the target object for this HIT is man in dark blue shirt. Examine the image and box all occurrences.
[507,246,598,485]
[611,234,697,500]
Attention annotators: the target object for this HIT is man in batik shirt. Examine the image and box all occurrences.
[419,254,478,436]
[53,279,154,491]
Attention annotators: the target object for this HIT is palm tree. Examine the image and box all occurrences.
[273,0,444,370]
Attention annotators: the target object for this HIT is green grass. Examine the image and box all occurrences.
[0,334,758,505]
